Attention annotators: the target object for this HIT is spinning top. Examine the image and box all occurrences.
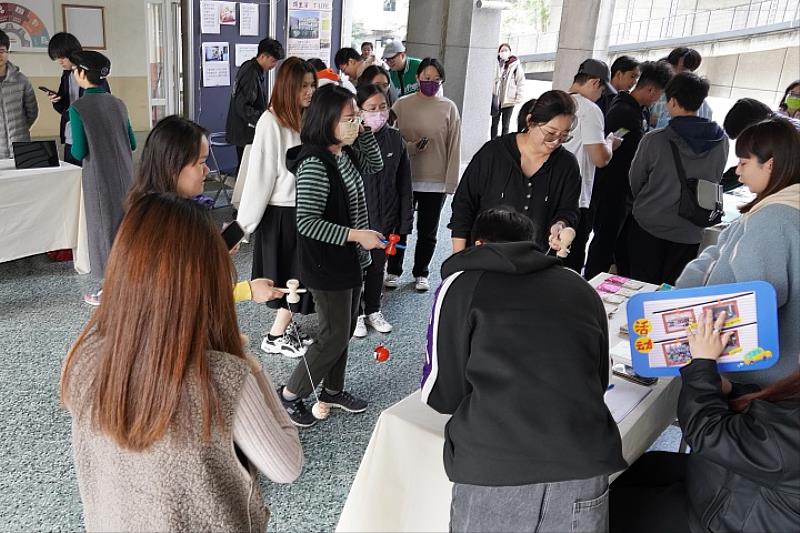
[277,278,307,304]
[311,401,330,420]
[555,227,577,258]
[373,344,390,362]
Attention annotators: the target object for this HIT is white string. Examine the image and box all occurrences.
[286,305,322,405]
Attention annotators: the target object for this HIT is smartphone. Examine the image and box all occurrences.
[38,86,58,95]
[613,128,629,138]
[221,221,245,250]
[417,137,429,151]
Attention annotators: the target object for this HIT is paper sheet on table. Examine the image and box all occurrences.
[605,379,652,423]
[611,340,632,366]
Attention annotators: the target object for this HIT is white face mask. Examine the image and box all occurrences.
[499,50,510,61]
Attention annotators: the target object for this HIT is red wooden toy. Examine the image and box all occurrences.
[385,234,401,256]
[373,344,390,362]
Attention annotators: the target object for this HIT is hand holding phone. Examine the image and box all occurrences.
[221,221,245,250]
[613,128,629,138]
[38,86,58,95]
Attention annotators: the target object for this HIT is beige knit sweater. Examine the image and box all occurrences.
[65,344,301,532]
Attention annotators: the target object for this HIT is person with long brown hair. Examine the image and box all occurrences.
[60,193,303,530]
[678,117,800,386]
[609,309,800,533]
[125,115,283,304]
[236,57,318,357]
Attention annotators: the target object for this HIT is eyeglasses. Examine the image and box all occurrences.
[537,125,573,144]
[385,54,401,64]
[363,103,389,112]
[341,116,364,125]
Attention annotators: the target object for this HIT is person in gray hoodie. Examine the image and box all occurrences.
[627,72,728,285]
[677,118,800,387]
[0,30,39,159]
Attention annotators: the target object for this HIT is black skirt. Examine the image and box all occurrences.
[252,205,315,314]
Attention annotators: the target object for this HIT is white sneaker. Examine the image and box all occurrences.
[366,311,393,333]
[260,334,306,358]
[415,276,430,292]
[353,315,368,338]
[384,274,400,289]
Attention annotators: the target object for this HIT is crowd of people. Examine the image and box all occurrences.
[5,29,797,531]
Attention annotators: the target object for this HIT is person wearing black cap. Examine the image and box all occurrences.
[561,58,622,273]
[68,50,136,305]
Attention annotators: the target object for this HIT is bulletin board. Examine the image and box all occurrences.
[190,0,343,171]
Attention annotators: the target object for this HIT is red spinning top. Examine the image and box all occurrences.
[373,344,390,362]
[385,234,401,256]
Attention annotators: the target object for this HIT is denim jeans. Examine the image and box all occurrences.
[450,475,609,533]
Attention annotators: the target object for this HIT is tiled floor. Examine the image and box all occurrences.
[0,198,681,531]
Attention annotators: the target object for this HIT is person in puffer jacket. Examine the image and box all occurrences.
[0,30,38,159]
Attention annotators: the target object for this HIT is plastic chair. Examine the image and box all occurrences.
[206,132,237,208]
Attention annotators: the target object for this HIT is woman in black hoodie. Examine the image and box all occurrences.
[450,90,581,253]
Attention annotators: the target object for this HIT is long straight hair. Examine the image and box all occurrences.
[735,117,800,213]
[730,371,800,412]
[270,57,317,133]
[60,194,245,451]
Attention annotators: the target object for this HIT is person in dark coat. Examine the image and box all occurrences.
[225,37,284,168]
[47,32,110,166]
[610,309,800,533]
[353,83,412,337]
[450,90,581,254]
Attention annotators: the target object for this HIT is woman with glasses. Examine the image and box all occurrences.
[358,64,398,107]
[351,83,412,338]
[450,90,581,254]
[388,57,461,292]
[278,84,385,427]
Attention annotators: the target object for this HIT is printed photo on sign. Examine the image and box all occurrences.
[662,309,696,334]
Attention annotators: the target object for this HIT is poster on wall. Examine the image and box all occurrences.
[235,43,257,67]
[0,1,55,52]
[218,1,236,25]
[200,1,220,34]
[239,2,259,36]
[201,41,231,87]
[287,0,332,63]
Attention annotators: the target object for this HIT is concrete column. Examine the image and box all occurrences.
[551,0,616,91]
[406,0,504,161]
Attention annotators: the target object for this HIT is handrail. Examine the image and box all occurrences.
[504,0,799,56]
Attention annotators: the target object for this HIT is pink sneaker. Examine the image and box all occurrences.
[83,290,102,306]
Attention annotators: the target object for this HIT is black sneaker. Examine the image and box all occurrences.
[278,387,317,427]
[319,390,368,413]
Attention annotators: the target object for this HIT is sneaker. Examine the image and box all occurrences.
[353,315,368,338]
[414,276,430,292]
[261,334,307,358]
[83,290,102,306]
[286,321,314,346]
[278,387,317,427]
[366,311,393,333]
[384,273,400,289]
[319,389,368,413]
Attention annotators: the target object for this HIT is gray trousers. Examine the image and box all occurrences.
[451,475,609,533]
[286,287,361,398]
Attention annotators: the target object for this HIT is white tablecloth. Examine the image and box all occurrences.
[0,159,89,274]
[337,274,680,533]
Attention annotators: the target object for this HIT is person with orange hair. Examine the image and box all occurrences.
[237,57,317,358]
[61,193,303,530]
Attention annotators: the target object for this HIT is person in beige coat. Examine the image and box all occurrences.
[61,194,303,531]
[491,43,525,138]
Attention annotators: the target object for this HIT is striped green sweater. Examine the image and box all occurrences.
[296,130,384,268]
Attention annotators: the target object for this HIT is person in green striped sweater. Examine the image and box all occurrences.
[279,84,385,427]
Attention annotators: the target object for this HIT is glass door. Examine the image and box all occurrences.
[146,0,182,125]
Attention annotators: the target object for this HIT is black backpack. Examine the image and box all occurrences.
[668,141,723,227]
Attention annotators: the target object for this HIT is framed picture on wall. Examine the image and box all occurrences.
[62,5,106,49]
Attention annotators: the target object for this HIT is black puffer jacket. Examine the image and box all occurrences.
[679,360,800,532]
[362,126,412,235]
[225,58,268,147]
